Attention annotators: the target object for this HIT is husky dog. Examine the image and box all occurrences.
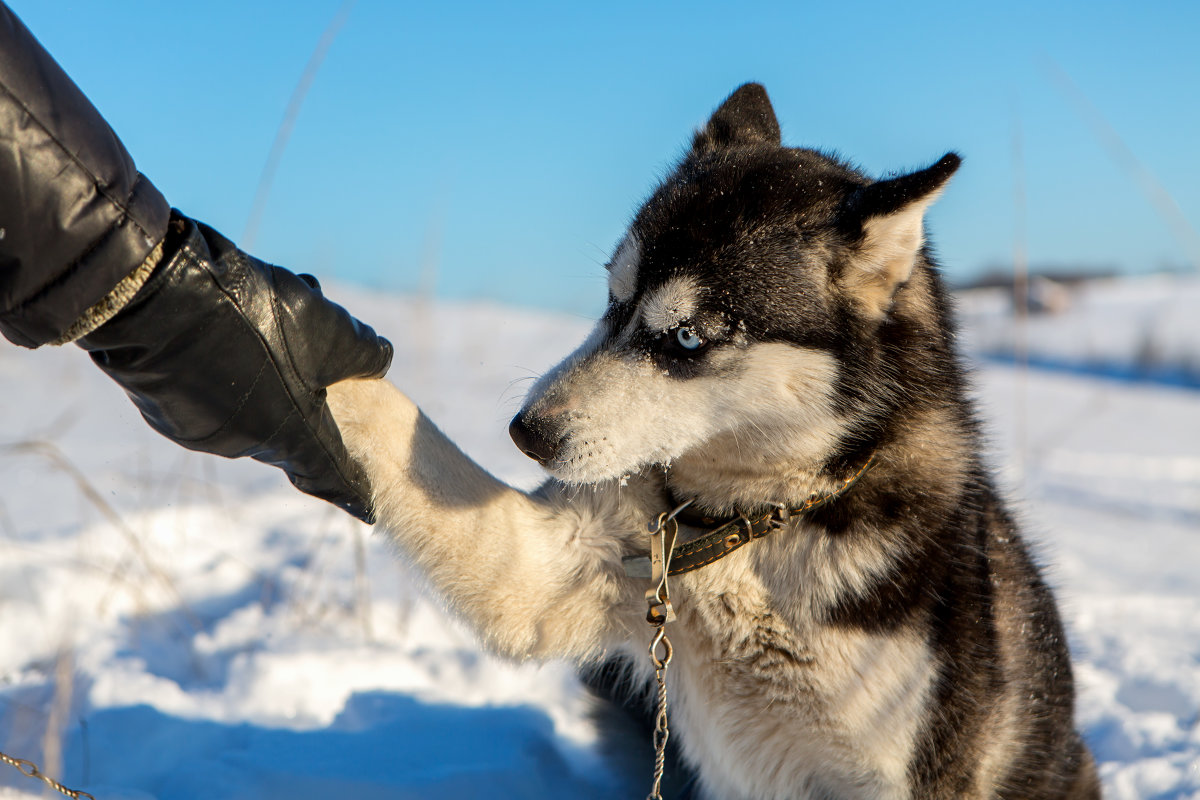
[327,84,1100,799]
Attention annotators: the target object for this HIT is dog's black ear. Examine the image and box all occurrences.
[839,153,960,318]
[691,83,781,155]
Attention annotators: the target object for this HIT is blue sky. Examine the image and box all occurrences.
[11,0,1199,317]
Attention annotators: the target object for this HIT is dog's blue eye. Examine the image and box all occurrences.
[675,327,704,351]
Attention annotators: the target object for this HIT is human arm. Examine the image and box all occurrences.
[0,2,392,520]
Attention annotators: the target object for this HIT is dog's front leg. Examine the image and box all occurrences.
[327,378,641,663]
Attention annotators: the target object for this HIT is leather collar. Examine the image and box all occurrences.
[625,455,876,579]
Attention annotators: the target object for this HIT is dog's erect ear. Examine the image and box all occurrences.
[839,153,960,318]
[690,83,782,155]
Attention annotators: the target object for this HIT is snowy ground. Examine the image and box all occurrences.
[959,273,1200,388]
[1,282,1197,799]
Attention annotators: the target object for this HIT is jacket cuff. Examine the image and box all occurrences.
[53,239,164,345]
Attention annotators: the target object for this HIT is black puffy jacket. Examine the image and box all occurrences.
[0,4,393,521]
[0,4,169,348]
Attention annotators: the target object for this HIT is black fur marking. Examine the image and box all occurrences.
[841,152,962,230]
[690,82,782,155]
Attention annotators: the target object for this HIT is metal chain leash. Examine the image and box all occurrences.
[647,626,673,800]
[0,749,94,799]
[643,501,687,800]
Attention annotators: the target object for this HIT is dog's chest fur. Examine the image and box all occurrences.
[644,522,933,800]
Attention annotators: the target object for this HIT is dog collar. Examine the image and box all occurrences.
[623,455,876,579]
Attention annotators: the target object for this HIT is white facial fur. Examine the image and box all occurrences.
[606,234,640,302]
[528,332,844,491]
[641,276,701,332]
[527,244,848,494]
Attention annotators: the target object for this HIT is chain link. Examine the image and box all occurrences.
[0,749,94,799]
[647,627,673,800]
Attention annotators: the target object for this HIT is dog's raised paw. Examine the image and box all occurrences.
[327,378,420,457]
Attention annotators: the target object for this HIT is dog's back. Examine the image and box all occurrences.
[976,504,1100,799]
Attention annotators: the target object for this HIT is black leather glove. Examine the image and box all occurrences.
[79,213,393,522]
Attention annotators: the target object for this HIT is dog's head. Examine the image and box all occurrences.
[511,84,960,497]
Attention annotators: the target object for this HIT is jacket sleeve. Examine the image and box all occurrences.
[0,2,170,348]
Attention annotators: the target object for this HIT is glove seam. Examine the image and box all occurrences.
[267,266,317,395]
[161,240,276,446]
[53,239,164,345]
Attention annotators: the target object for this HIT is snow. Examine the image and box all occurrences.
[972,366,1200,798]
[1,281,1198,798]
[959,273,1200,388]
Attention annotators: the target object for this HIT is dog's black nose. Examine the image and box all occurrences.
[509,414,558,465]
